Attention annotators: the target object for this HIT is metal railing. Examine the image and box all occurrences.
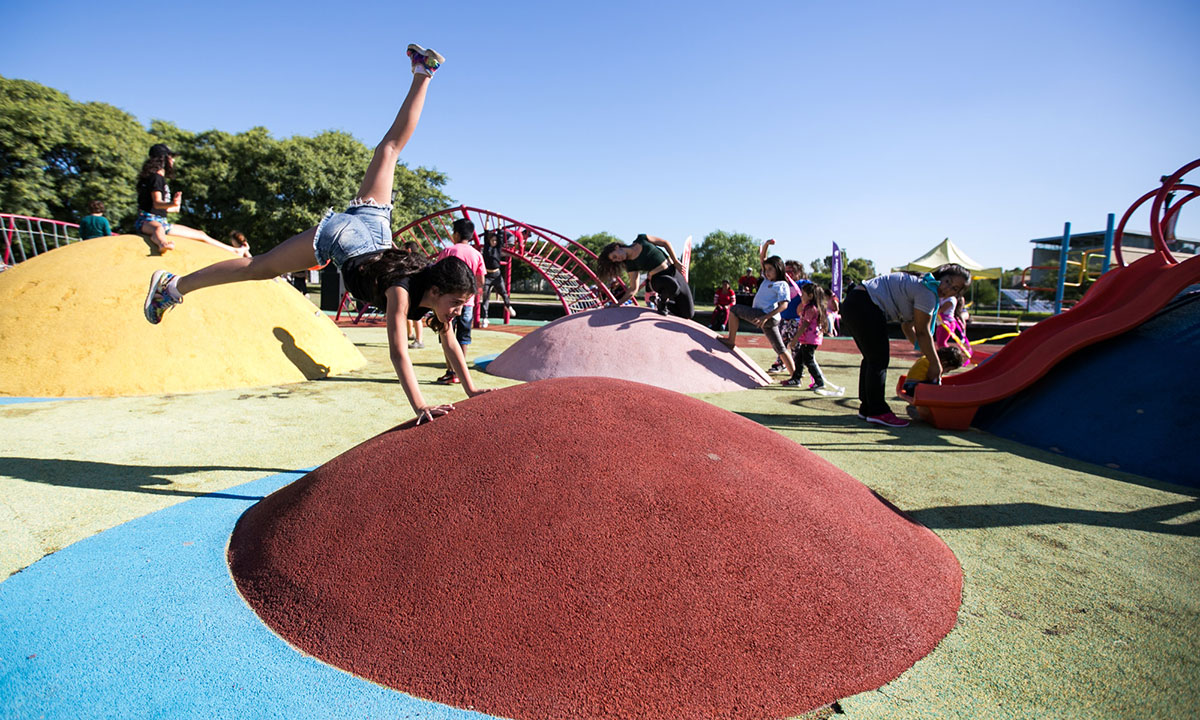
[1,214,82,266]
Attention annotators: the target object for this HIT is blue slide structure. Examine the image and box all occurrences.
[972,289,1199,487]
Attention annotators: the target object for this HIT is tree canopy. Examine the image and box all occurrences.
[689,230,761,298]
[0,76,452,254]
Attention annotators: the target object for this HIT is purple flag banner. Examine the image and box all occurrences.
[831,242,843,299]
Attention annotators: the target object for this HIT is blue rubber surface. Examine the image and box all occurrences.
[0,471,497,720]
[0,397,80,405]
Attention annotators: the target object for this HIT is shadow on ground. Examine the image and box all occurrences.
[1,457,289,499]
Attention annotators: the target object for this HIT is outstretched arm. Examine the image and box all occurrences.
[912,309,942,382]
[646,235,683,269]
[384,286,454,423]
[759,238,775,263]
[617,272,643,304]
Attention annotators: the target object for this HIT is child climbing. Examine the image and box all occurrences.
[142,45,481,424]
[720,255,795,377]
[596,234,694,319]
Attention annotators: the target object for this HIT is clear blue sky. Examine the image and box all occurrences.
[3,0,1198,272]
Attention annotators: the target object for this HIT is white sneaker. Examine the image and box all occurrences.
[507,306,517,318]
[481,318,490,328]
[814,385,845,396]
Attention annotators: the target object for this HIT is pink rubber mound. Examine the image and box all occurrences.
[229,377,962,720]
[486,305,771,393]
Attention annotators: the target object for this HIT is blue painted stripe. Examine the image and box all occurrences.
[0,397,82,405]
[0,471,501,720]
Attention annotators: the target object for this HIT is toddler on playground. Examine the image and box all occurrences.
[903,346,967,397]
[903,345,967,422]
[782,284,844,395]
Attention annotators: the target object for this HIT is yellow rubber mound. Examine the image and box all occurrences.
[0,235,366,397]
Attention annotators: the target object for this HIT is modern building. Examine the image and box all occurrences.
[1027,229,1197,287]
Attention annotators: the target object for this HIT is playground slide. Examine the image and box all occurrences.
[914,251,1200,429]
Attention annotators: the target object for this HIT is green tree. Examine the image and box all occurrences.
[0,76,150,232]
[690,230,760,299]
[0,77,453,257]
[846,257,876,284]
[809,251,876,289]
[567,231,624,285]
[575,231,623,259]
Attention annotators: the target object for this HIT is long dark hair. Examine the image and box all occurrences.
[354,250,475,334]
[801,283,828,330]
[932,263,971,285]
[596,241,625,283]
[138,155,173,181]
[762,255,786,283]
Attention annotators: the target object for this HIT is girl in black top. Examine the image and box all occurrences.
[595,234,694,319]
[142,44,480,424]
[134,150,249,257]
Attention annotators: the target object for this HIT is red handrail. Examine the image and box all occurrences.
[393,205,620,312]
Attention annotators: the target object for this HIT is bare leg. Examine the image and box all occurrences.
[176,227,318,296]
[724,312,740,345]
[141,222,173,251]
[355,74,431,205]
[169,224,244,254]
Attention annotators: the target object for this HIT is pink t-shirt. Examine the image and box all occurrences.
[797,304,823,346]
[435,242,486,307]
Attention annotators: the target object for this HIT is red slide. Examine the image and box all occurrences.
[914,251,1200,429]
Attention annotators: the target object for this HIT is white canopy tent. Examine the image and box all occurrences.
[894,238,1002,280]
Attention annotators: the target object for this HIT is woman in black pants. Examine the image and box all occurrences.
[596,234,694,319]
[840,264,970,428]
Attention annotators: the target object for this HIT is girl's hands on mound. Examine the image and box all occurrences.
[415,403,455,425]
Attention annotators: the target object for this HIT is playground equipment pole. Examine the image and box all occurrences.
[1053,222,1071,314]
[1101,213,1114,276]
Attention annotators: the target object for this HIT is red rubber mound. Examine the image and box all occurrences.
[229,377,961,720]
[485,306,771,393]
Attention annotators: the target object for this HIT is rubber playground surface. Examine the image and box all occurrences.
[2,323,1198,719]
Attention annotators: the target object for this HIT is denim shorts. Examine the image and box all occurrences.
[134,211,172,236]
[313,199,394,268]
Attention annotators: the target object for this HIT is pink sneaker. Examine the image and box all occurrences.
[864,411,910,428]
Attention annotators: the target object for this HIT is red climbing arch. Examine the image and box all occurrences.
[393,206,619,315]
